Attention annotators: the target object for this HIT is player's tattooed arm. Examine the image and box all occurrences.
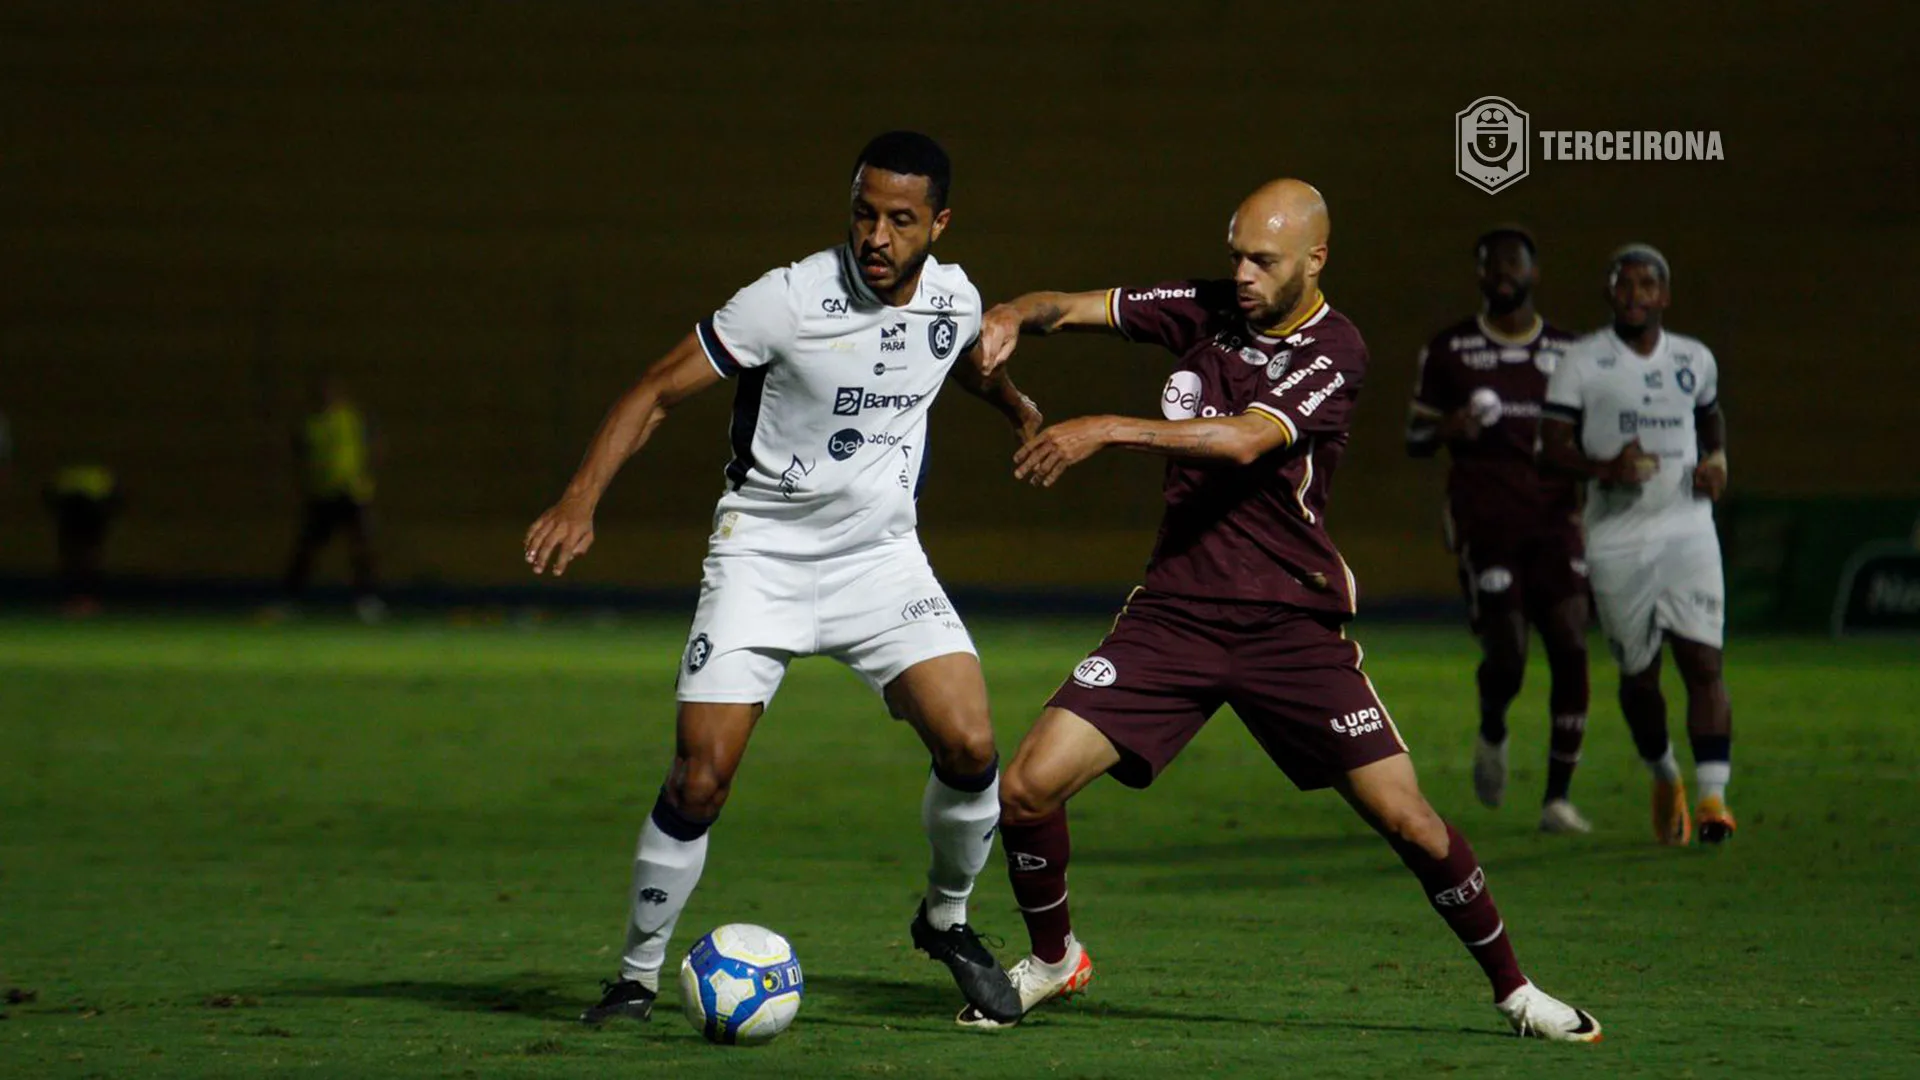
[1014,413,1289,487]
[978,290,1117,374]
[1537,415,1657,486]
[950,339,1044,442]
[524,331,721,576]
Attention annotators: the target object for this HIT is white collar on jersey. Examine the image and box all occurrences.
[1608,325,1666,360]
[1475,312,1544,347]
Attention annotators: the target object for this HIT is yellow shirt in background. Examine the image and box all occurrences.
[302,404,375,504]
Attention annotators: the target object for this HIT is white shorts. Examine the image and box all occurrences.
[1588,528,1725,675]
[676,538,977,706]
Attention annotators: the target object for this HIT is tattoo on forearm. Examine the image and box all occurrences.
[1026,301,1065,335]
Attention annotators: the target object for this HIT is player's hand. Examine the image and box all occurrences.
[978,304,1023,375]
[1692,455,1728,501]
[524,495,596,576]
[1601,439,1658,485]
[1436,407,1483,443]
[1014,416,1112,487]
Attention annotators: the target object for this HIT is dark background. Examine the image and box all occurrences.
[2,1,1914,598]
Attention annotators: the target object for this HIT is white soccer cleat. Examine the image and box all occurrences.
[1538,799,1593,834]
[955,938,1094,1029]
[1496,981,1602,1042]
[1473,735,1508,808]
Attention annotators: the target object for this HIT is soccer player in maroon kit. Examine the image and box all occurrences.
[1406,228,1593,833]
[968,180,1600,1040]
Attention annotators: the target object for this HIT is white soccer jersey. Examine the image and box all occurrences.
[693,245,983,558]
[1544,327,1720,549]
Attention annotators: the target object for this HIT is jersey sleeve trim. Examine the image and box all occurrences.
[1105,288,1129,340]
[1541,402,1581,423]
[696,317,744,378]
[1245,400,1299,444]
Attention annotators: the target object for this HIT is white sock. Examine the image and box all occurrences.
[922,766,1000,931]
[619,816,709,990]
[1696,760,1731,802]
[1644,745,1682,782]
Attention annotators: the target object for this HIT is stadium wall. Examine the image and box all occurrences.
[1,2,1915,602]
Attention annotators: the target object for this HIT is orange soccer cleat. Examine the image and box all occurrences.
[1695,796,1738,844]
[1652,776,1692,845]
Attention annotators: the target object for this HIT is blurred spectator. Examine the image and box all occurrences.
[283,377,385,622]
[44,464,122,616]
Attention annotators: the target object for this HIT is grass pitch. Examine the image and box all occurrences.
[1,614,1915,1078]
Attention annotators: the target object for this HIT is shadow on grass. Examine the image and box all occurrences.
[252,974,583,1023]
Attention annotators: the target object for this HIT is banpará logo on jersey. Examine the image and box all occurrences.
[1072,656,1118,688]
[821,297,851,315]
[1618,410,1685,435]
[778,455,813,498]
[686,633,713,674]
[1329,706,1386,737]
[1675,367,1697,394]
[1456,95,1530,194]
[928,314,959,360]
[899,595,953,622]
[833,386,924,417]
[880,321,908,353]
[1127,286,1196,302]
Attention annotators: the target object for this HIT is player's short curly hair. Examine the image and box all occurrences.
[853,131,951,212]
[1475,224,1537,261]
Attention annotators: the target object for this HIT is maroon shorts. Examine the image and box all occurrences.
[1452,520,1587,629]
[1045,590,1408,791]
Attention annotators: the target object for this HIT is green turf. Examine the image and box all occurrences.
[2,615,1916,1078]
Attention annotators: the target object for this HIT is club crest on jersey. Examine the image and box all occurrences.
[1675,367,1696,393]
[1072,656,1117,688]
[929,314,958,360]
[1266,352,1292,380]
[686,633,713,674]
[1456,95,1530,194]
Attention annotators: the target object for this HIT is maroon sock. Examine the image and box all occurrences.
[1001,807,1073,963]
[1388,820,1527,1001]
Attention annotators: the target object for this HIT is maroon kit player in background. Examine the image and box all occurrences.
[968,180,1600,1041]
[1406,228,1592,833]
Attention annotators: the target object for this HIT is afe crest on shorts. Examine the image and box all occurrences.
[1072,656,1118,688]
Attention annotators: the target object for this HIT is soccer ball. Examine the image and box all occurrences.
[678,924,803,1045]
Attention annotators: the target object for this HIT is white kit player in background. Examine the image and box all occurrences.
[1539,244,1738,847]
[523,132,1041,1026]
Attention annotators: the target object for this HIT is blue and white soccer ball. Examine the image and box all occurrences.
[678,923,804,1045]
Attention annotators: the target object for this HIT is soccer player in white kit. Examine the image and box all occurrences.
[1540,245,1736,847]
[524,132,1040,1025]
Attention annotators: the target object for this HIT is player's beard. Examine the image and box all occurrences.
[1262,264,1310,327]
[1482,278,1531,316]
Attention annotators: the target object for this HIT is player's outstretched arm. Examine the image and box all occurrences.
[949,339,1044,442]
[977,290,1118,374]
[524,331,721,576]
[1014,412,1289,487]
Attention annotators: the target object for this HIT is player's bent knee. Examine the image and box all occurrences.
[666,756,737,820]
[930,723,998,779]
[998,767,1064,826]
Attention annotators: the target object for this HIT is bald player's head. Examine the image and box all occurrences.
[1227,179,1330,329]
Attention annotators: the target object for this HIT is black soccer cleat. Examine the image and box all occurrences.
[910,901,1023,1024]
[580,978,655,1025]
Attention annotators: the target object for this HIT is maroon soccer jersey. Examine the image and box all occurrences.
[1411,316,1579,538]
[1105,281,1367,616]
